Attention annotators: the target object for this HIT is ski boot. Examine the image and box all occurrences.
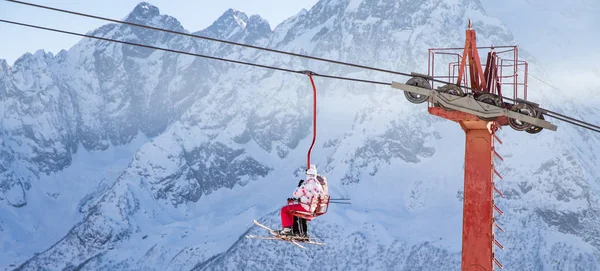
[277,227,293,236]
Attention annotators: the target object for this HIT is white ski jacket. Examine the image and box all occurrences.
[292,177,325,212]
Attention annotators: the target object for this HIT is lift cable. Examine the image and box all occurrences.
[517,67,600,131]
[544,113,600,134]
[2,0,579,103]
[0,19,391,87]
[0,18,599,134]
[4,0,416,79]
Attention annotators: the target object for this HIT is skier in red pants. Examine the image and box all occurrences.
[278,165,325,236]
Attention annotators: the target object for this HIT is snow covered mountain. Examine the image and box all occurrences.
[1,0,599,270]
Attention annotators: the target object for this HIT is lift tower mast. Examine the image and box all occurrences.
[392,20,557,270]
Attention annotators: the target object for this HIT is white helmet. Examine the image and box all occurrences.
[306,164,317,178]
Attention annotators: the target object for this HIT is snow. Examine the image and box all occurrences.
[0,132,149,269]
[346,0,363,12]
[233,11,248,29]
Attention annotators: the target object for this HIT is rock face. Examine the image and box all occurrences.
[2,0,599,270]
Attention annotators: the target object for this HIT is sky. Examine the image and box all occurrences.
[0,0,319,65]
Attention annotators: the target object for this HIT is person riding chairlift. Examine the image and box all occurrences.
[292,173,328,237]
[278,165,328,237]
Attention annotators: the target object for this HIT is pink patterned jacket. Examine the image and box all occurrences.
[292,177,325,212]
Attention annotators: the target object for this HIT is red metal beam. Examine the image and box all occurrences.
[428,108,497,270]
[428,108,509,127]
[428,107,479,122]
[460,121,494,271]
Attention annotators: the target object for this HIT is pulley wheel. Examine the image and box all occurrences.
[526,114,545,134]
[436,84,464,110]
[403,77,431,104]
[508,103,537,131]
[476,93,502,121]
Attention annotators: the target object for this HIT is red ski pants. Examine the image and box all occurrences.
[280,203,308,228]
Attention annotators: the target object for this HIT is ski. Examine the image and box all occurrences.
[245,234,324,246]
[253,219,278,235]
[246,220,325,248]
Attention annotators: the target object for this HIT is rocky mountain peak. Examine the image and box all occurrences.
[124,2,161,23]
[122,1,185,32]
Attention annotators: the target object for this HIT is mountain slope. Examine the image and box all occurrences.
[1,2,273,268]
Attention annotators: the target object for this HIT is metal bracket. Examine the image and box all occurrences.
[300,70,318,76]
[391,81,558,131]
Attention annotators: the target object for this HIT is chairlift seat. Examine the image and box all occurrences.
[287,195,330,221]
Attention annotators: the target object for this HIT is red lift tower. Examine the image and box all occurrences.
[391,21,558,270]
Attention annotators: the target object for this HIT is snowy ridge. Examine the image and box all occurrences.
[2,0,599,270]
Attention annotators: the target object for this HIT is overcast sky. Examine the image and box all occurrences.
[0,0,319,65]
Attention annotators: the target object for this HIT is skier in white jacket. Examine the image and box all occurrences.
[293,174,328,237]
[278,165,326,236]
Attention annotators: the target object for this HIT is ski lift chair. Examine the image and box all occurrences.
[287,195,330,237]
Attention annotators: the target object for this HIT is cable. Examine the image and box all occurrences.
[518,68,600,131]
[0,19,390,86]
[0,19,299,73]
[0,18,598,134]
[4,0,414,78]
[526,70,561,91]
[318,74,390,86]
[3,1,517,93]
[544,113,600,134]
[8,0,474,90]
[544,110,600,131]
[544,109,600,130]
[11,0,597,113]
